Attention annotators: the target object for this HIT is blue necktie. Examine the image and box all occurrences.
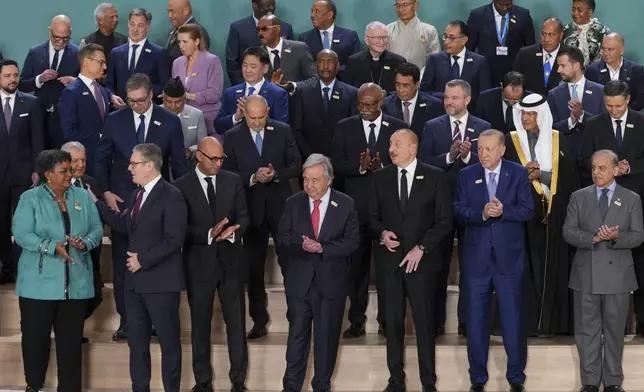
[137,114,145,144]
[51,50,60,71]
[129,44,140,74]
[615,119,623,148]
[451,55,460,80]
[322,31,330,50]
[571,84,579,101]
[487,172,497,202]
[543,52,552,86]
[255,131,263,154]
[247,86,256,96]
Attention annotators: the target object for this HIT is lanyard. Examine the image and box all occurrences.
[496,13,510,45]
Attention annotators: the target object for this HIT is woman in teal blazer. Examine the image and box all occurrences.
[13,150,103,392]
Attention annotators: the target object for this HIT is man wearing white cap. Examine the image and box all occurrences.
[504,93,579,337]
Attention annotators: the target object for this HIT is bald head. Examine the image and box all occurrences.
[358,83,384,121]
[167,0,193,28]
[196,137,224,176]
[260,14,280,26]
[49,15,72,50]
[245,95,269,132]
[198,136,223,157]
[317,49,338,61]
[246,94,269,110]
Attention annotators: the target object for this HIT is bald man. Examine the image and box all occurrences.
[222,95,301,339]
[174,137,250,392]
[165,0,211,66]
[20,15,80,149]
[586,32,644,111]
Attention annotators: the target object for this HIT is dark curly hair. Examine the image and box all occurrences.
[36,150,71,184]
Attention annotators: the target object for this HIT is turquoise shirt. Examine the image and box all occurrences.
[13,184,103,300]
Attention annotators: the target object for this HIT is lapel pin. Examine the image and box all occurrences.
[416,175,424,179]
[19,113,29,117]
[384,65,391,70]
[510,18,516,24]
[627,124,634,128]
[585,90,592,94]
[615,199,622,206]
[467,128,474,132]
[466,58,474,62]
[330,200,338,207]
[332,95,340,100]
[600,68,608,73]
[188,125,197,129]
[475,179,483,184]
[470,138,478,142]
[235,89,243,93]
[182,114,190,118]
[266,125,274,130]
[82,92,89,95]
[627,77,631,81]
[145,48,152,53]
[419,103,427,107]
[333,39,340,43]
[153,120,161,126]
[74,200,82,211]
[420,34,426,42]
[284,48,292,53]
[191,73,197,77]
[382,120,389,126]
[560,151,564,156]
[536,52,543,57]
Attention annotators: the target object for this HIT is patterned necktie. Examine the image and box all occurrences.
[400,169,409,210]
[322,87,330,112]
[452,120,462,142]
[487,172,497,202]
[543,52,552,86]
[403,101,412,125]
[615,119,623,148]
[51,50,60,71]
[247,86,256,96]
[311,199,321,239]
[92,81,106,120]
[137,114,146,144]
[368,123,376,151]
[3,97,11,133]
[599,188,609,220]
[129,44,140,73]
[255,131,263,154]
[571,84,579,101]
[322,31,330,50]
[272,49,281,70]
[451,55,460,79]
[131,187,146,225]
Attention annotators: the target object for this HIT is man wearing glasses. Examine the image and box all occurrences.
[19,15,80,149]
[94,73,187,342]
[387,0,440,72]
[58,43,125,176]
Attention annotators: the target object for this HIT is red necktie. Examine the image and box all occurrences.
[453,120,462,143]
[311,200,321,239]
[131,188,146,225]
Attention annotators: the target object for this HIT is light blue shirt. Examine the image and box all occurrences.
[596,179,617,204]
[320,79,336,99]
[484,160,503,186]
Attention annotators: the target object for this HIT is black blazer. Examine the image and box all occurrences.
[298,26,361,77]
[513,44,562,97]
[382,91,445,139]
[293,79,358,158]
[331,114,408,222]
[0,91,45,186]
[586,59,644,111]
[344,49,406,95]
[466,3,536,86]
[580,110,644,194]
[96,178,187,293]
[474,87,531,134]
[174,169,250,282]
[222,120,302,226]
[369,162,453,275]
[277,190,359,299]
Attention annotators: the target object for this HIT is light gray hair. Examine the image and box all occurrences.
[479,129,505,145]
[133,143,163,172]
[94,3,116,22]
[303,154,334,180]
[61,141,86,153]
[604,32,625,47]
[592,149,619,167]
[365,21,387,36]
[445,79,472,97]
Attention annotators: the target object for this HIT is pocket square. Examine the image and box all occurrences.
[19,113,29,117]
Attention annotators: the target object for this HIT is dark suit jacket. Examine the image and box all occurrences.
[344,49,406,95]
[58,78,112,175]
[466,3,535,86]
[382,91,445,139]
[298,26,361,77]
[331,114,408,223]
[107,40,170,100]
[369,161,453,274]
[96,178,187,293]
[513,44,562,97]
[174,169,250,282]
[293,79,358,158]
[214,80,289,134]
[278,190,359,299]
[586,59,644,111]
[165,18,211,67]
[80,30,128,60]
[420,50,491,110]
[453,159,533,277]
[547,80,604,155]
[94,105,188,207]
[580,110,644,194]
[222,120,302,226]
[265,39,317,86]
[0,92,44,186]
[226,15,294,85]
[474,87,530,134]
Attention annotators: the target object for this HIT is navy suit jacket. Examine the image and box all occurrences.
[420,50,491,110]
[94,105,188,207]
[298,26,361,77]
[512,44,562,97]
[474,87,531,134]
[226,15,294,85]
[453,159,533,277]
[0,92,45,186]
[214,80,289,134]
[96,178,187,293]
[586,59,644,111]
[107,40,170,100]
[58,78,112,175]
[278,190,359,299]
[547,80,604,155]
[466,3,535,86]
[382,91,445,139]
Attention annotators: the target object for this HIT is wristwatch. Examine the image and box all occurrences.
[418,245,427,254]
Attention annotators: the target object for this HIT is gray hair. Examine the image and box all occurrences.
[61,141,86,153]
[245,94,269,109]
[94,3,116,22]
[303,154,334,180]
[604,32,625,47]
[365,21,387,36]
[445,79,472,97]
[479,129,505,145]
[592,149,619,167]
[126,73,153,94]
[133,143,163,171]
[129,8,152,24]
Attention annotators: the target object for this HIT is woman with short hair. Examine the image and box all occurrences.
[563,0,611,66]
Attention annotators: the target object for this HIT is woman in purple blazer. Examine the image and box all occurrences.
[172,24,223,138]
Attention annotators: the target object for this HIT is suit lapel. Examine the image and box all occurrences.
[317,191,338,241]
[330,29,342,51]
[620,62,631,83]
[79,81,102,118]
[622,111,636,150]
[403,164,423,215]
[300,194,316,239]
[244,125,261,158]
[41,43,49,67]
[9,94,25,134]
[441,115,453,148]
[133,180,162,230]
[134,41,149,73]
[187,53,207,92]
[461,50,474,81]
[281,40,292,75]
[146,106,163,143]
[310,30,323,54]
[603,185,623,225]
[495,161,511,200]
[390,96,405,122]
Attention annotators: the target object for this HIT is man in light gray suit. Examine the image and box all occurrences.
[162,77,208,158]
[563,149,644,392]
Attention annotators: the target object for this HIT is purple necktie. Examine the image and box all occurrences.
[403,101,411,125]
[92,81,106,120]
[3,97,11,133]
[131,188,146,225]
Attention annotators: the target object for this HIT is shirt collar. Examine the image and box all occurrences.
[0,89,16,101]
[78,73,96,90]
[195,165,214,182]
[607,58,624,73]
[597,179,617,194]
[267,37,283,52]
[133,104,154,122]
[403,91,418,107]
[320,78,336,91]
[129,37,147,47]
[454,46,467,59]
[397,158,418,174]
[310,187,331,205]
[252,14,259,26]
[142,174,162,194]
[320,24,335,36]
[543,45,560,56]
[612,110,628,125]
[449,111,469,126]
[484,160,503,178]
[182,15,195,26]
[361,111,383,128]
[246,78,265,92]
[568,75,586,89]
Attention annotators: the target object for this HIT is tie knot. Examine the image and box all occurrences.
[403,101,411,107]
[369,123,376,130]
[4,97,9,103]
[454,120,461,126]
[452,55,460,61]
[323,31,329,36]
[132,44,140,50]
[323,87,330,93]
[313,199,321,208]
[615,119,623,125]
[138,187,146,195]
[401,169,408,175]
[204,177,213,184]
[272,49,279,56]
[139,114,145,121]
[489,172,497,181]
[601,188,609,196]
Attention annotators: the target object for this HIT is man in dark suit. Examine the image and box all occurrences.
[419,79,490,335]
[474,71,528,134]
[344,21,406,95]
[222,95,301,339]
[466,0,535,87]
[79,3,128,61]
[278,153,359,392]
[226,0,294,85]
[586,32,644,111]
[215,46,289,134]
[370,129,452,392]
[19,15,80,149]
[91,143,187,392]
[298,0,361,78]
[293,49,358,159]
[0,59,44,283]
[420,21,491,110]
[332,83,408,337]
[107,8,170,102]
[165,0,211,67]
[382,62,444,139]
[548,46,604,156]
[174,137,250,392]
[513,18,563,99]
[94,73,188,341]
[454,130,533,392]
[58,44,125,176]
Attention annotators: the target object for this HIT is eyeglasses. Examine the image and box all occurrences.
[53,168,73,174]
[256,25,279,33]
[126,95,150,105]
[51,33,71,42]
[129,160,149,166]
[393,2,415,9]
[367,36,389,42]
[198,150,227,163]
[442,34,466,42]
[88,57,107,67]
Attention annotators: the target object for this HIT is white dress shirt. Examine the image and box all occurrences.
[612,110,628,139]
[450,47,466,77]
[607,59,623,81]
[0,90,16,113]
[446,112,472,164]
[35,42,63,88]
[401,91,418,125]
[568,76,587,129]
[195,166,235,244]
[542,45,560,70]
[133,104,154,141]
[397,158,417,198]
[138,174,162,209]
[309,187,331,238]
[361,111,383,143]
[128,38,147,71]
[78,73,106,113]
[493,6,510,38]
[267,38,284,70]
[319,24,335,47]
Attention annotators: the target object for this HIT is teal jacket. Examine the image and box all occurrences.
[13,184,103,300]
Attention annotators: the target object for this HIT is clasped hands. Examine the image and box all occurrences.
[526,161,541,181]
[568,99,584,123]
[360,149,382,172]
[254,163,276,183]
[592,224,619,243]
[483,197,503,219]
[381,230,423,273]
[302,235,323,253]
[448,137,472,162]
[54,235,87,264]
[210,217,241,242]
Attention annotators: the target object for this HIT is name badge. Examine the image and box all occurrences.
[384,65,391,70]
[475,179,483,184]
[496,46,509,56]
[536,52,543,57]
[416,175,424,179]
[382,121,389,126]
[510,18,516,24]
[153,120,161,126]
[266,125,274,130]
[627,124,635,128]
[332,95,340,100]
[284,48,292,53]
[191,73,197,77]
[419,103,427,107]
[235,89,243,93]
[82,92,89,95]
[145,48,152,53]
[615,200,622,207]
[466,58,474,62]
[585,90,593,95]
[188,125,197,129]
[333,39,340,43]
[467,128,475,133]
[600,69,608,73]
[19,113,29,117]
[74,200,82,211]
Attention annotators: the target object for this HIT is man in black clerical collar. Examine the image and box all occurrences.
[79,3,128,60]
